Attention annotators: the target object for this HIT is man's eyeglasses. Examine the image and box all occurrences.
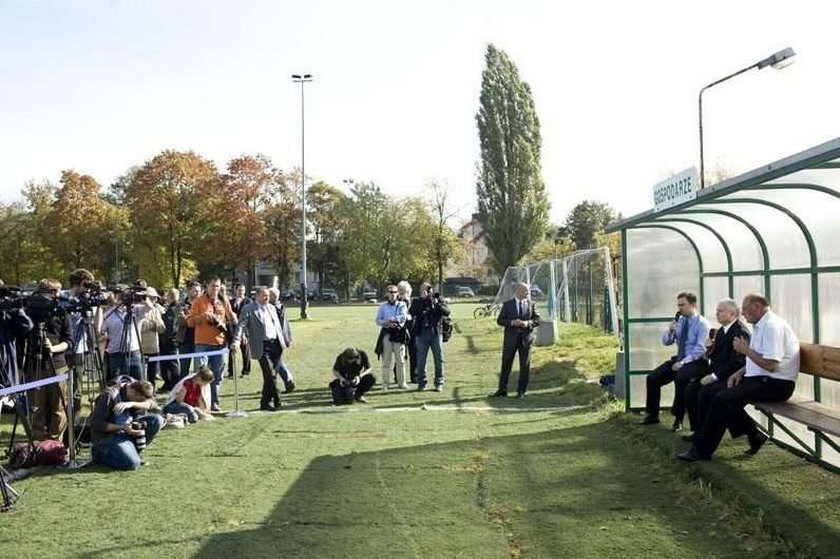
[388,290,397,294]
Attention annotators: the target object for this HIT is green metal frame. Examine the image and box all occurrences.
[608,139,840,465]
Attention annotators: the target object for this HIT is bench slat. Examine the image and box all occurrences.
[800,342,840,382]
[756,399,840,438]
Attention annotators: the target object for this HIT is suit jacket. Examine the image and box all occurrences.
[230,296,251,317]
[232,302,291,360]
[707,319,749,381]
[497,297,541,348]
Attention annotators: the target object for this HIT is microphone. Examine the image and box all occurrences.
[674,311,681,322]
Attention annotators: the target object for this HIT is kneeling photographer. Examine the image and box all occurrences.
[330,347,375,405]
[89,376,163,470]
[22,278,71,442]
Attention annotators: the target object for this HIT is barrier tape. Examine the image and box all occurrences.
[0,373,70,397]
[147,348,229,363]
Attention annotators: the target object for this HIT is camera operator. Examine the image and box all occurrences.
[186,276,236,411]
[0,285,34,389]
[330,347,375,405]
[99,284,155,380]
[408,282,450,391]
[23,278,71,441]
[66,269,104,411]
[89,376,163,470]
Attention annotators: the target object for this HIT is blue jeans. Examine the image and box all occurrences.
[196,344,226,407]
[107,351,142,380]
[415,329,444,387]
[93,412,164,470]
[163,400,199,423]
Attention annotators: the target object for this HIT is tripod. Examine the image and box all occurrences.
[104,301,145,381]
[69,308,106,406]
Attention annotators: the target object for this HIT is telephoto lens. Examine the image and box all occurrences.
[131,422,147,452]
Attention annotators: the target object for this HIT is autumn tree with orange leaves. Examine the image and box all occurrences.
[124,150,222,287]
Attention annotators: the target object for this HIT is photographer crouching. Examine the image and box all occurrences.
[22,278,71,442]
[89,376,163,470]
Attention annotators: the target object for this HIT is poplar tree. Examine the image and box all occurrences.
[476,44,549,274]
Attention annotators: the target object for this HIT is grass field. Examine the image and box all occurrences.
[2,303,840,558]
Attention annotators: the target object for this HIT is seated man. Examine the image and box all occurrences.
[330,347,375,405]
[683,298,749,441]
[89,376,164,470]
[679,294,799,461]
[641,292,711,430]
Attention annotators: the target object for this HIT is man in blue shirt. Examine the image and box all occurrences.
[374,285,408,390]
[641,292,710,431]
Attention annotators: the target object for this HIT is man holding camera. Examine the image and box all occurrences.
[186,276,236,411]
[89,376,163,470]
[23,279,72,441]
[330,347,375,404]
[99,283,155,380]
[408,283,450,391]
[375,285,408,390]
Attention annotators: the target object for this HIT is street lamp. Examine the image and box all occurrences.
[698,47,795,188]
[292,72,313,318]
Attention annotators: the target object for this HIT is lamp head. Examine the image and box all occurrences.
[757,47,796,70]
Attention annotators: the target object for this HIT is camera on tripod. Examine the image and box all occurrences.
[62,281,110,313]
[0,286,26,314]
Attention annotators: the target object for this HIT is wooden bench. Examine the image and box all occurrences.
[754,342,840,462]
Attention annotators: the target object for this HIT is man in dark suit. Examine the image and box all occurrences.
[491,282,541,399]
[683,298,749,441]
[230,287,288,411]
[227,284,252,379]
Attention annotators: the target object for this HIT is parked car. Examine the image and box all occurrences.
[321,288,339,303]
[455,286,475,298]
[361,290,377,302]
[280,290,297,301]
[530,285,544,298]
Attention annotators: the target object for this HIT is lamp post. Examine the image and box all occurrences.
[292,73,313,318]
[698,47,795,188]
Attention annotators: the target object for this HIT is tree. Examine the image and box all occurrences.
[475,43,550,275]
[263,170,302,290]
[123,150,222,287]
[428,181,462,289]
[306,181,348,295]
[336,181,389,294]
[563,201,618,250]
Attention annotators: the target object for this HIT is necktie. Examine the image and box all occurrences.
[677,318,690,360]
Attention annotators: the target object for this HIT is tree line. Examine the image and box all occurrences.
[0,152,460,296]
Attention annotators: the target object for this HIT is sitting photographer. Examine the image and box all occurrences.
[90,376,163,470]
[330,347,375,405]
[23,279,72,442]
[163,365,214,423]
[408,282,450,391]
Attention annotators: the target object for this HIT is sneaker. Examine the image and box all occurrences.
[416,385,427,392]
[397,384,409,390]
[434,385,443,392]
[355,395,368,403]
[381,384,390,391]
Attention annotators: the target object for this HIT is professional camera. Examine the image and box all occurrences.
[130,421,147,452]
[61,281,110,313]
[25,291,65,324]
[117,286,147,307]
[0,286,25,313]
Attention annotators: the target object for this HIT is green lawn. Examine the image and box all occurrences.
[2,303,840,558]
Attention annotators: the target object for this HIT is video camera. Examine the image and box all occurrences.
[0,286,25,313]
[61,281,110,314]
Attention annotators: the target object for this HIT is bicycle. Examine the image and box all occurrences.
[473,303,500,319]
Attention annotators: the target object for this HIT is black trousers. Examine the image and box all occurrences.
[498,340,532,395]
[229,338,251,376]
[695,376,795,457]
[330,375,376,405]
[258,340,284,407]
[685,379,727,433]
[645,357,708,420]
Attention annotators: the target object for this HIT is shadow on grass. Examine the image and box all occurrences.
[176,421,837,559]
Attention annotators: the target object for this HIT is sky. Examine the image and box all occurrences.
[2,0,839,225]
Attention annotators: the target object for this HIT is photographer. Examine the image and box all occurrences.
[159,288,182,391]
[186,276,236,412]
[330,347,375,405]
[66,269,104,411]
[23,279,72,441]
[98,284,155,380]
[89,376,163,470]
[374,284,408,390]
[408,282,450,391]
[138,287,165,386]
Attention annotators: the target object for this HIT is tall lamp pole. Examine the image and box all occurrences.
[698,47,795,188]
[292,73,313,319]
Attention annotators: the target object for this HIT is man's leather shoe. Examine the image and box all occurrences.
[490,390,508,398]
[671,420,683,432]
[260,404,276,412]
[285,381,296,393]
[745,432,768,456]
[639,415,659,425]
[677,450,710,462]
[355,395,368,403]
[681,434,696,443]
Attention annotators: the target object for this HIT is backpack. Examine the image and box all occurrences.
[9,440,69,468]
[441,317,454,343]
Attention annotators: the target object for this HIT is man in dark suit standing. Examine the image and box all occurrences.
[230,287,287,411]
[683,298,749,441]
[227,284,252,379]
[491,282,541,399]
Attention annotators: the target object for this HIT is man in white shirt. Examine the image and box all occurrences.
[679,293,799,461]
[231,287,288,411]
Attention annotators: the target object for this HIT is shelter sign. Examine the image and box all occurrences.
[652,167,697,212]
